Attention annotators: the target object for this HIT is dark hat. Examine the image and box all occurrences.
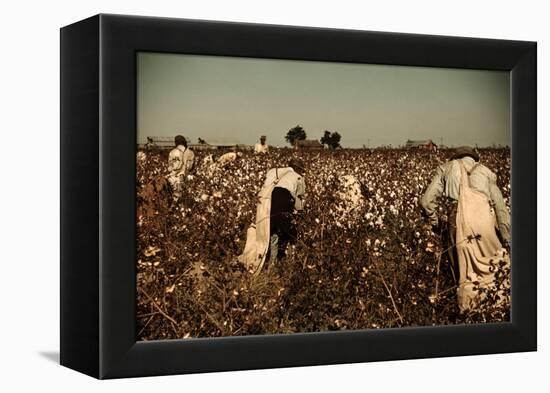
[289,157,305,172]
[451,146,479,162]
[174,135,187,147]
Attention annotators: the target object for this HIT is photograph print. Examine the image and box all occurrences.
[136,52,511,341]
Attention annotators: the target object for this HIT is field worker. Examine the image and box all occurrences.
[254,135,269,154]
[238,158,306,274]
[167,135,195,202]
[421,146,510,312]
[200,154,217,177]
[218,151,242,166]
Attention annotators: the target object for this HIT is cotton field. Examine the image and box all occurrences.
[136,147,511,340]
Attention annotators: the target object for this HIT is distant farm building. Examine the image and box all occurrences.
[191,138,254,151]
[142,136,252,151]
[142,136,182,149]
[405,139,438,151]
[190,138,247,151]
[295,139,323,150]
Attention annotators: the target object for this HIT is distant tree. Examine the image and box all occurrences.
[285,125,307,146]
[198,137,207,144]
[321,130,342,149]
[321,130,330,146]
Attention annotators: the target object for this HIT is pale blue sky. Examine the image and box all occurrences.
[137,52,510,147]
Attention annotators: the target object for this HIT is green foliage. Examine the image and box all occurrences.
[321,130,342,149]
[285,125,307,146]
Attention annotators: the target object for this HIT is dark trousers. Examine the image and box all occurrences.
[269,187,297,260]
[444,203,459,283]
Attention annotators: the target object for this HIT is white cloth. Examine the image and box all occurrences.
[254,143,269,154]
[168,145,194,176]
[238,167,305,274]
[167,145,195,199]
[421,156,510,242]
[455,161,510,311]
[218,152,238,165]
[261,167,305,211]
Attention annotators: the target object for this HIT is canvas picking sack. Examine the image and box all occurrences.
[455,162,510,312]
[238,168,293,275]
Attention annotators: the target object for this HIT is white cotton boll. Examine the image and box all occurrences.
[137,151,146,162]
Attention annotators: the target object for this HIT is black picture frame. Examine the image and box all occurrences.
[60,14,537,379]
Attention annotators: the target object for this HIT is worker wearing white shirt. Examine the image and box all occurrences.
[421,146,510,311]
[218,151,242,166]
[167,135,194,202]
[254,135,269,154]
[238,158,306,274]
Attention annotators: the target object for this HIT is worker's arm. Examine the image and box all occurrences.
[294,176,306,211]
[488,173,511,244]
[420,165,445,226]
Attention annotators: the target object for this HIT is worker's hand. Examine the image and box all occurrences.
[423,217,442,235]
[421,223,433,232]
[429,217,439,229]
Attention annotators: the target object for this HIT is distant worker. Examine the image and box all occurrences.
[201,154,216,176]
[254,135,269,154]
[238,158,306,274]
[167,135,195,202]
[421,146,510,312]
[218,151,242,166]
